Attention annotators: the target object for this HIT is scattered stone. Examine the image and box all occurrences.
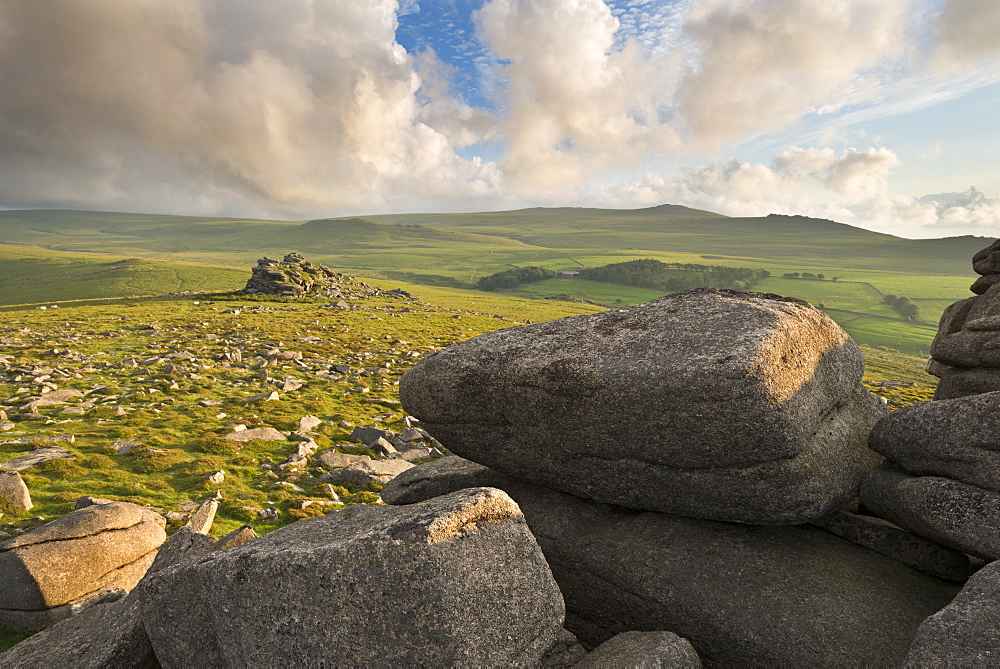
[318,451,372,469]
[215,525,258,550]
[0,446,74,472]
[350,425,393,445]
[223,426,287,442]
[322,459,414,485]
[575,631,703,669]
[0,471,32,511]
[0,501,166,630]
[139,488,565,667]
[183,498,219,535]
[297,415,323,432]
[398,426,427,442]
[370,436,397,456]
[860,465,1000,561]
[400,289,886,524]
[383,457,958,667]
[247,391,279,403]
[75,496,115,509]
[905,560,1000,666]
[259,507,279,521]
[205,470,225,485]
[111,439,141,454]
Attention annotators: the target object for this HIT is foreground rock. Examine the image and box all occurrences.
[576,631,702,668]
[905,560,1000,666]
[0,527,218,667]
[400,289,885,524]
[860,465,1000,561]
[868,390,1000,493]
[0,501,165,629]
[0,471,32,511]
[140,488,564,667]
[383,457,959,666]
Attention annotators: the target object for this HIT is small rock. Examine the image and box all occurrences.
[205,470,225,485]
[223,427,287,442]
[184,498,219,535]
[297,415,323,432]
[0,472,32,511]
[576,631,702,668]
[112,439,141,455]
[259,507,279,521]
[215,525,258,550]
[247,391,279,403]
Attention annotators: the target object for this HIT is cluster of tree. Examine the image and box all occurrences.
[578,259,769,292]
[781,272,840,281]
[883,294,921,321]
[476,266,554,291]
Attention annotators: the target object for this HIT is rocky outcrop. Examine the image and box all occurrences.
[382,457,958,667]
[927,238,1000,399]
[241,252,391,301]
[861,465,1000,561]
[0,501,165,629]
[400,288,886,524]
[0,525,220,667]
[139,488,564,667]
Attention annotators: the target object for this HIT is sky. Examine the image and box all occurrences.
[0,0,998,238]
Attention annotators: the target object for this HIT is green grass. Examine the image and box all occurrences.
[0,245,246,305]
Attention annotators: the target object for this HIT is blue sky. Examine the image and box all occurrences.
[0,0,998,237]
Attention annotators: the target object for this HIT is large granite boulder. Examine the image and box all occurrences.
[400,289,886,524]
[382,458,959,667]
[140,487,565,667]
[860,465,1000,561]
[0,501,165,629]
[905,560,1000,666]
[868,391,1000,493]
[0,527,217,667]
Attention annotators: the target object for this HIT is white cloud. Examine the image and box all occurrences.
[473,0,680,193]
[676,0,909,142]
[0,0,498,217]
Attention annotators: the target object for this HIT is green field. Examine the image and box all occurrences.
[0,205,986,356]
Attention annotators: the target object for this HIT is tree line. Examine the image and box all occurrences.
[476,266,554,291]
[883,294,921,321]
[579,259,769,291]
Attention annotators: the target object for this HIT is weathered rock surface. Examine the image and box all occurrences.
[905,560,1000,667]
[0,526,216,667]
[215,524,258,550]
[860,465,1000,561]
[868,390,1000,492]
[0,501,165,629]
[383,457,958,666]
[321,457,414,485]
[811,510,974,582]
[222,426,286,442]
[0,471,32,511]
[575,631,702,669]
[0,446,74,471]
[929,273,1000,398]
[140,487,564,667]
[183,498,218,535]
[400,289,885,524]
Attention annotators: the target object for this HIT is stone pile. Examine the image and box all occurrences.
[242,252,384,300]
[927,238,1000,399]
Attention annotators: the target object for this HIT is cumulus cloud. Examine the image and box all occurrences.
[0,0,497,217]
[676,0,909,142]
[474,0,680,192]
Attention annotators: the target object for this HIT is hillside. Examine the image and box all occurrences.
[0,205,988,356]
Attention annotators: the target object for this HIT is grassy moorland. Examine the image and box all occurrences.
[0,205,982,357]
